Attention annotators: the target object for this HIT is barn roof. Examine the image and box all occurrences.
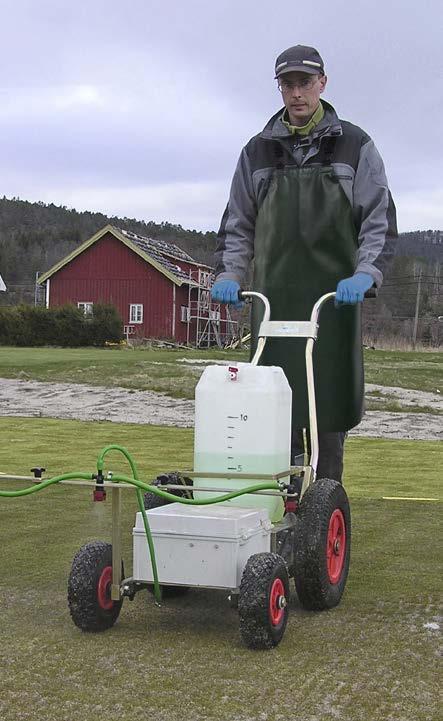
[37,224,213,286]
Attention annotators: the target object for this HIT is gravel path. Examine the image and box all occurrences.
[0,378,441,441]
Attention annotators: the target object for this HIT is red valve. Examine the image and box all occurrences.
[228,366,239,381]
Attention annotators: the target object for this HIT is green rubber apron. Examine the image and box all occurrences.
[251,160,364,432]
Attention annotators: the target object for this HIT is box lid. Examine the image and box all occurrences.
[134,503,271,539]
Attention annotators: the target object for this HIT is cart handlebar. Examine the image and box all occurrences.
[238,288,376,486]
[239,287,377,308]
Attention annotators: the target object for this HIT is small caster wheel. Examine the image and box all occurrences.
[68,541,124,632]
[239,552,289,649]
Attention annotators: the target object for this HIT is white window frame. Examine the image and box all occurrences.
[129,303,143,324]
[77,302,93,316]
[180,305,189,323]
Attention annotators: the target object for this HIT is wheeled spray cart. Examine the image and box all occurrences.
[0,292,352,649]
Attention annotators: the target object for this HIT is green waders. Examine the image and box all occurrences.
[251,163,364,432]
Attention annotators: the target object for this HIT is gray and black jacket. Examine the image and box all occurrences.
[215,100,397,287]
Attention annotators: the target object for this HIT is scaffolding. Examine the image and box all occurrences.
[34,272,46,306]
[186,269,238,348]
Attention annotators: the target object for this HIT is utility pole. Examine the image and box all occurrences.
[412,269,422,350]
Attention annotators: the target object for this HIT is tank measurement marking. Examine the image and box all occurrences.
[225,413,250,470]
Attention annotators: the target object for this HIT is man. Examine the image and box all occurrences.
[211,45,397,482]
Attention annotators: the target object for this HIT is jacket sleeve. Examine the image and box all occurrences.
[353,139,398,287]
[214,147,257,284]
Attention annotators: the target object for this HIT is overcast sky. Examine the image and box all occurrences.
[1,0,442,233]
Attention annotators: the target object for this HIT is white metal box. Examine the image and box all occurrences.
[133,503,271,590]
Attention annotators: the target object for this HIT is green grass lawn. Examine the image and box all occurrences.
[0,418,441,721]
[0,345,245,399]
[364,349,442,394]
[0,346,441,398]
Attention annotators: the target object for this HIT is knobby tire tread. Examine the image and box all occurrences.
[68,541,123,632]
[239,552,289,650]
[294,478,351,611]
[143,472,193,510]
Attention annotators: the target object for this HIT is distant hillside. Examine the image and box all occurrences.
[0,197,441,348]
[395,230,442,261]
[0,196,217,297]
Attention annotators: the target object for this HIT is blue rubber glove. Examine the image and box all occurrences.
[211,279,243,308]
[335,272,374,306]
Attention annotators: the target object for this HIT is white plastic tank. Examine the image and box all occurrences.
[193,362,292,523]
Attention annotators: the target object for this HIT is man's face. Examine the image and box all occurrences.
[278,71,327,125]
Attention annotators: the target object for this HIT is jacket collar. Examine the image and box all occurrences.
[260,99,343,142]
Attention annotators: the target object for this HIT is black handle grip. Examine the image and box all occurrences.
[364,287,378,299]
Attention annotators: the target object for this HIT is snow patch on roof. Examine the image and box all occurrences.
[116,227,212,284]
[119,228,195,262]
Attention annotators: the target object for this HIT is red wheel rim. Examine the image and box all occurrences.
[269,578,286,626]
[327,509,346,584]
[97,566,113,610]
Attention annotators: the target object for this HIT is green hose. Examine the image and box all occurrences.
[0,472,93,496]
[135,487,162,604]
[0,444,282,607]
[105,472,280,505]
[97,444,162,603]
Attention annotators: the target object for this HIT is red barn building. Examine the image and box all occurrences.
[37,224,236,346]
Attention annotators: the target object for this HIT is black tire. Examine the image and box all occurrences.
[293,478,351,611]
[68,541,124,632]
[143,472,193,510]
[143,489,168,510]
[239,552,290,650]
